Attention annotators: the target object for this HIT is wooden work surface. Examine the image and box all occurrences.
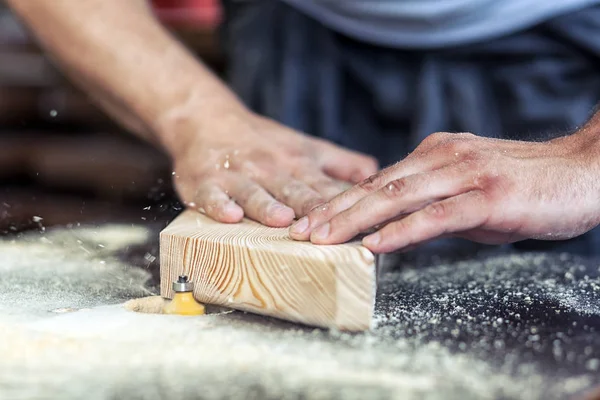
[160,210,376,331]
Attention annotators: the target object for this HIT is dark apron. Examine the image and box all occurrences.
[219,1,600,257]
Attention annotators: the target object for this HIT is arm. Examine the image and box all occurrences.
[7,0,378,226]
[291,114,600,253]
[5,0,241,153]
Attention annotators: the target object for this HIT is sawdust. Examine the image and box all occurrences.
[123,295,167,314]
[0,225,153,324]
[0,225,598,399]
[57,224,150,251]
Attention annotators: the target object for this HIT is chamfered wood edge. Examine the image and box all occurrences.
[334,259,376,331]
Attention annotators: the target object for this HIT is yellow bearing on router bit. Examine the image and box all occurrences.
[163,275,205,316]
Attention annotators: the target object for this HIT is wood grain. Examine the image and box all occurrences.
[160,210,376,331]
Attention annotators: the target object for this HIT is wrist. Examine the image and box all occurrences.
[567,117,600,163]
[154,93,253,159]
[567,121,600,230]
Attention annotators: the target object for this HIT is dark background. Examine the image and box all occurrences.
[0,0,222,233]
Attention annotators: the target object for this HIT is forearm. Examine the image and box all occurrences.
[66,66,151,138]
[6,0,246,156]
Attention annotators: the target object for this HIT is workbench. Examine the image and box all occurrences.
[0,221,598,399]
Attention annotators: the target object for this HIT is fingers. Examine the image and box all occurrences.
[318,140,379,183]
[249,174,325,220]
[237,157,327,218]
[290,156,443,240]
[307,166,474,245]
[190,182,244,223]
[310,179,350,201]
[225,175,295,227]
[188,175,296,227]
[181,162,340,226]
[362,190,489,253]
[294,167,350,202]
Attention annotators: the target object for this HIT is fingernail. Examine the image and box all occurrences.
[220,201,243,221]
[363,232,380,247]
[224,201,238,213]
[311,223,330,241]
[290,217,309,234]
[269,202,290,214]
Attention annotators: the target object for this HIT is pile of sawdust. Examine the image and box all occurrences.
[124,296,167,314]
[0,225,598,399]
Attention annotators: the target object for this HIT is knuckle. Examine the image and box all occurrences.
[476,173,511,196]
[203,200,226,216]
[460,150,482,164]
[421,132,448,147]
[454,151,486,172]
[456,131,476,139]
[385,219,410,242]
[279,181,305,202]
[278,181,325,215]
[449,149,488,171]
[192,183,216,201]
[313,179,342,195]
[306,201,332,221]
[328,213,352,234]
[290,164,310,178]
[427,131,448,143]
[193,168,219,184]
[381,178,407,199]
[472,172,495,189]
[241,185,264,204]
[239,158,272,179]
[309,201,329,213]
[423,202,449,220]
[443,138,471,154]
[301,198,326,216]
[294,167,328,185]
[358,172,385,192]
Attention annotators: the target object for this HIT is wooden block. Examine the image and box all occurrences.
[160,210,376,331]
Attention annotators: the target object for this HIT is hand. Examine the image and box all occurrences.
[289,131,600,253]
[170,107,378,227]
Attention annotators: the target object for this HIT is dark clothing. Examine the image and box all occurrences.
[220,1,600,257]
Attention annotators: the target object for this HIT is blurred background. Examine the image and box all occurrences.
[0,0,222,234]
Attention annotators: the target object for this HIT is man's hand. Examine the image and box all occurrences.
[170,106,378,227]
[289,131,600,253]
[4,0,377,226]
